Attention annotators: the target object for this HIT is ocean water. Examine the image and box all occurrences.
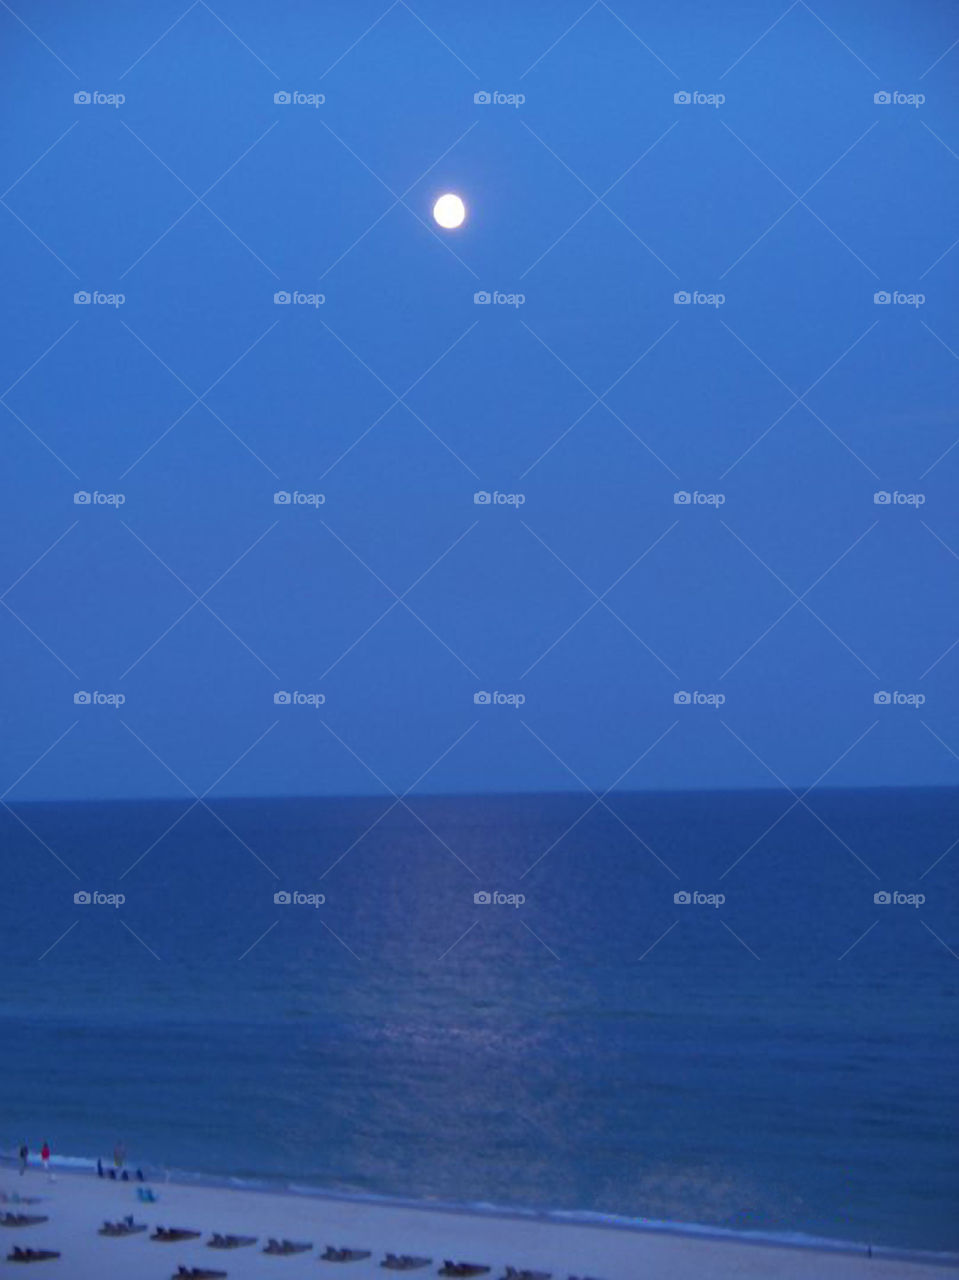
[1,788,957,1256]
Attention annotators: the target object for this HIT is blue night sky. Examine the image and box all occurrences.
[1,0,957,800]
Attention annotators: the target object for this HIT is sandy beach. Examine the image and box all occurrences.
[1,1168,956,1279]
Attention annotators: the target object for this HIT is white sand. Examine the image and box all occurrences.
[1,1169,955,1279]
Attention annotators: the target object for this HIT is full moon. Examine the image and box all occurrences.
[432,193,466,229]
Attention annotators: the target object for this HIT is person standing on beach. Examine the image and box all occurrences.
[113,1141,125,1172]
[40,1141,50,1172]
[18,1142,28,1175]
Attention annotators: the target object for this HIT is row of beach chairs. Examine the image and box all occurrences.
[5,1202,602,1279]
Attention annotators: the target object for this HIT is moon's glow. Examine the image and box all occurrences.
[433,193,466,229]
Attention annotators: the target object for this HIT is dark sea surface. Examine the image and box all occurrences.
[1,788,956,1255]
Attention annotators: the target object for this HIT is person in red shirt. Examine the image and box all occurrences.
[40,1142,50,1172]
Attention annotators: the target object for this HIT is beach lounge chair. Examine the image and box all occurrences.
[99,1219,147,1237]
[440,1264,490,1277]
[0,1214,48,1228]
[321,1246,373,1262]
[381,1255,433,1271]
[173,1269,228,1280]
[207,1233,258,1249]
[151,1227,202,1242]
[501,1271,551,1280]
[263,1238,313,1255]
[6,1247,61,1263]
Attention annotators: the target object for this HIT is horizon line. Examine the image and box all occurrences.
[2,782,955,806]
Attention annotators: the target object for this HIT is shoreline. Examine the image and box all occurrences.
[3,1156,957,1274]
